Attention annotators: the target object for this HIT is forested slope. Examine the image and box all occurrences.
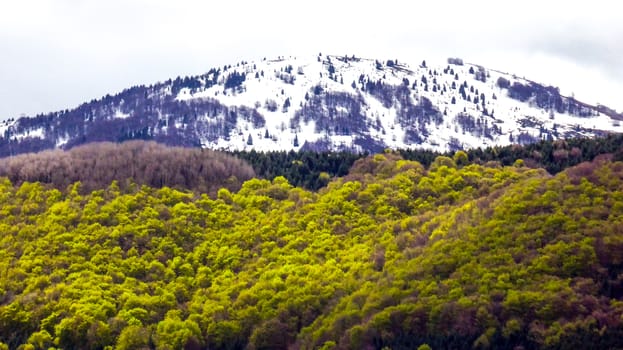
[0,141,255,194]
[0,153,622,349]
[233,133,623,190]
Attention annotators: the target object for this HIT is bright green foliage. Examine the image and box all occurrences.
[0,155,622,349]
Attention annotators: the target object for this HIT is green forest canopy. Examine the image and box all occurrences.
[0,150,622,349]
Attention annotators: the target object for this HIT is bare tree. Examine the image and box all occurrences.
[0,141,255,195]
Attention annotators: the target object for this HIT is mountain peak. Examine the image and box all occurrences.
[1,53,621,157]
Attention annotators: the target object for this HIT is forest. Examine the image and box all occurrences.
[0,136,622,349]
[234,133,623,190]
[0,141,255,195]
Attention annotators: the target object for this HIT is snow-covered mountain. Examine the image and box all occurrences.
[1,53,621,156]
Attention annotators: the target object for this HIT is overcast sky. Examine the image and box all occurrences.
[1,0,621,120]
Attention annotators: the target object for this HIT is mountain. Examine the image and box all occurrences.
[1,54,622,156]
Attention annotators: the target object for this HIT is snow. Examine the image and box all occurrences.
[114,110,130,119]
[0,120,50,144]
[22,127,45,139]
[56,134,70,148]
[3,54,618,155]
[0,119,15,135]
[170,54,623,152]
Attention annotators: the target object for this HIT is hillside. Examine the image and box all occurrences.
[0,153,622,349]
[0,141,255,195]
[1,54,622,157]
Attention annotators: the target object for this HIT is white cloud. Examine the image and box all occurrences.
[1,0,622,119]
